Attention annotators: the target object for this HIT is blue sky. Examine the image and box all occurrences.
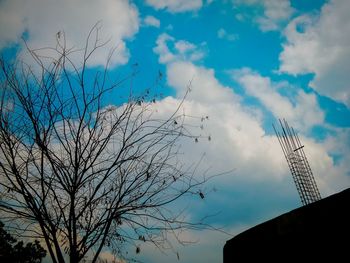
[1,0,350,262]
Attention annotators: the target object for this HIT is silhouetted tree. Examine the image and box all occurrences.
[0,26,212,263]
[0,221,46,263]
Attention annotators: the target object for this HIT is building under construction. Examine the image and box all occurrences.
[223,119,350,262]
[273,119,321,205]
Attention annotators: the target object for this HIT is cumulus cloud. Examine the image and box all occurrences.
[148,67,350,263]
[233,0,294,32]
[167,62,238,104]
[217,28,238,41]
[145,0,203,13]
[0,0,139,68]
[153,33,349,198]
[231,68,325,131]
[143,15,161,28]
[153,35,287,183]
[153,33,205,64]
[279,0,350,107]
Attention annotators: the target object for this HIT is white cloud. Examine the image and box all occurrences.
[0,0,139,68]
[143,15,161,28]
[167,62,238,104]
[150,96,287,186]
[153,34,176,64]
[0,0,24,48]
[217,28,226,38]
[153,34,287,183]
[153,33,205,64]
[166,24,174,31]
[235,13,245,22]
[154,34,350,196]
[153,70,350,209]
[217,28,238,41]
[296,128,350,197]
[258,0,294,31]
[98,252,125,263]
[152,33,350,198]
[233,0,294,32]
[232,68,325,131]
[279,0,350,107]
[146,0,203,13]
[154,34,234,104]
[174,40,196,54]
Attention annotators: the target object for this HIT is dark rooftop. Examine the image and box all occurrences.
[224,188,350,262]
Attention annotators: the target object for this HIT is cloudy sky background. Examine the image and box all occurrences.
[1,0,350,262]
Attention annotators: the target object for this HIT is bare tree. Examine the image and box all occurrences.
[0,27,214,263]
